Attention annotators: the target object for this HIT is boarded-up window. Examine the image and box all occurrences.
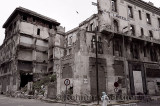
[113,60,124,76]
[62,64,73,78]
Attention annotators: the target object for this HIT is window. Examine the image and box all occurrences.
[113,39,122,57]
[113,20,119,32]
[69,36,72,45]
[158,18,160,28]
[146,13,151,24]
[130,25,135,36]
[111,0,117,12]
[91,35,96,53]
[128,6,133,18]
[149,30,153,39]
[140,28,144,37]
[37,28,40,35]
[138,10,142,20]
[90,23,93,31]
[23,15,27,21]
[130,43,139,59]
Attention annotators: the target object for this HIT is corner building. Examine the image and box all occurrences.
[61,0,160,96]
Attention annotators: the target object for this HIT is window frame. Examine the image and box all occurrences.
[138,10,142,20]
[111,0,117,12]
[37,28,40,35]
[140,27,144,37]
[146,13,151,25]
[128,6,133,19]
[130,24,135,36]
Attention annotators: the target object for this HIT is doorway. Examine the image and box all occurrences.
[20,73,33,88]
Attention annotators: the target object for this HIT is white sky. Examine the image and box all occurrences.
[0,0,159,45]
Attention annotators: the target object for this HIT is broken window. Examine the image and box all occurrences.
[149,30,153,39]
[140,28,144,37]
[130,25,135,36]
[113,39,122,57]
[158,18,160,28]
[113,20,119,32]
[111,0,117,12]
[37,28,40,35]
[128,6,133,18]
[98,36,103,54]
[138,10,142,20]
[23,15,27,21]
[91,35,96,53]
[146,13,151,24]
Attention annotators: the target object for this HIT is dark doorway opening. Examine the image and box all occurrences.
[20,73,33,88]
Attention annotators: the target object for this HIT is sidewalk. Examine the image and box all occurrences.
[41,98,139,106]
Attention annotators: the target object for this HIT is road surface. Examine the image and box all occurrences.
[0,95,75,106]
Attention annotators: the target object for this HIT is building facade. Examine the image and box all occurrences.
[0,7,64,94]
[58,0,160,96]
[1,0,160,98]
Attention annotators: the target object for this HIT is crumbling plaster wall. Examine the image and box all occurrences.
[99,0,160,39]
[64,29,117,95]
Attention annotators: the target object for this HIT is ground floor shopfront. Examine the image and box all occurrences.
[128,61,160,96]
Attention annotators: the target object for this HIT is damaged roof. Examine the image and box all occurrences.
[3,6,60,28]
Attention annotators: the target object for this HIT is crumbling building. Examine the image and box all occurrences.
[0,7,64,94]
[57,0,160,97]
[1,0,160,98]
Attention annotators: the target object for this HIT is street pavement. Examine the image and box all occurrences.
[0,95,75,106]
[137,100,160,106]
[1,94,160,106]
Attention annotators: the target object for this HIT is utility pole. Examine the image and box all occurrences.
[92,0,102,104]
[122,27,128,95]
[95,30,99,105]
[96,0,101,104]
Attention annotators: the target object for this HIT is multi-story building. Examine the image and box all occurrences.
[1,0,160,98]
[59,0,160,96]
[0,7,64,94]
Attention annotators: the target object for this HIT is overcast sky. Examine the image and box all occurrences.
[0,0,159,45]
